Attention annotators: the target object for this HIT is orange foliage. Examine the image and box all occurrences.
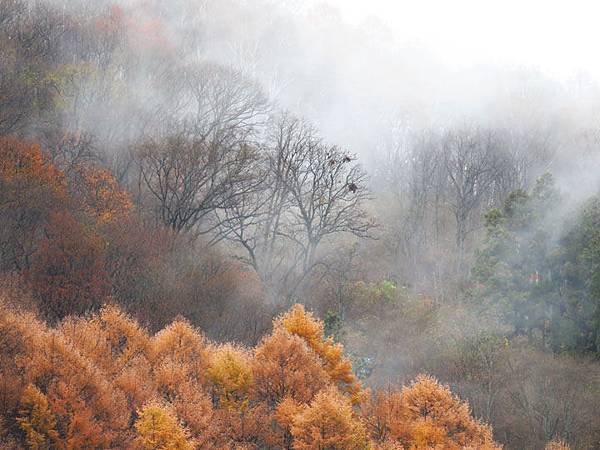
[364,375,500,450]
[545,439,571,450]
[151,318,210,392]
[274,304,364,403]
[0,301,131,447]
[71,165,132,224]
[290,387,369,450]
[0,136,65,199]
[0,136,66,270]
[252,329,329,405]
[0,301,501,449]
[17,384,59,448]
[59,305,154,408]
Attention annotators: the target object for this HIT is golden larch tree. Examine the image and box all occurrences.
[290,386,369,450]
[135,401,194,450]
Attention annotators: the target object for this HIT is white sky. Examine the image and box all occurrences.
[327,0,600,81]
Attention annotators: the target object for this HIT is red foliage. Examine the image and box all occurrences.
[28,211,110,320]
[0,136,66,270]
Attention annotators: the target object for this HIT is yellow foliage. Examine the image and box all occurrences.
[135,401,194,450]
[17,384,59,449]
[206,344,253,410]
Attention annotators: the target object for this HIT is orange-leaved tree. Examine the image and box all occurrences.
[274,304,363,403]
[70,165,132,225]
[252,328,330,406]
[17,384,59,449]
[0,300,504,450]
[545,439,571,450]
[364,375,500,450]
[290,386,369,450]
[0,136,66,271]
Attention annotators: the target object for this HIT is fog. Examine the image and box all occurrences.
[3,0,600,447]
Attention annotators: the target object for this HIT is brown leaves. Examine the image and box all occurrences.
[0,136,66,203]
[0,136,66,271]
[70,165,132,225]
[28,211,110,321]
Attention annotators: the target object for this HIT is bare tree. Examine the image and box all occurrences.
[220,113,376,298]
[135,129,261,236]
[134,63,269,236]
[441,128,504,274]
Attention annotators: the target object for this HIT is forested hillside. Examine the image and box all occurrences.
[1,0,600,448]
[0,301,504,448]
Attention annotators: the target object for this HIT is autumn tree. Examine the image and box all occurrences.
[206,344,253,411]
[369,375,500,449]
[0,136,66,271]
[360,389,404,445]
[0,301,40,423]
[206,344,268,447]
[150,317,216,445]
[17,384,59,449]
[28,211,110,320]
[70,164,133,225]
[545,439,571,450]
[135,401,194,450]
[59,305,154,409]
[290,387,369,450]
[275,304,363,403]
[252,329,330,406]
[252,329,331,449]
[0,299,508,449]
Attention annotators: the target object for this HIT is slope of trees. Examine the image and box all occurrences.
[0,300,502,449]
[2,1,600,448]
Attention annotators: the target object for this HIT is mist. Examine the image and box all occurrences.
[2,0,600,448]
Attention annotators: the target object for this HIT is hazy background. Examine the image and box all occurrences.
[175,0,600,166]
